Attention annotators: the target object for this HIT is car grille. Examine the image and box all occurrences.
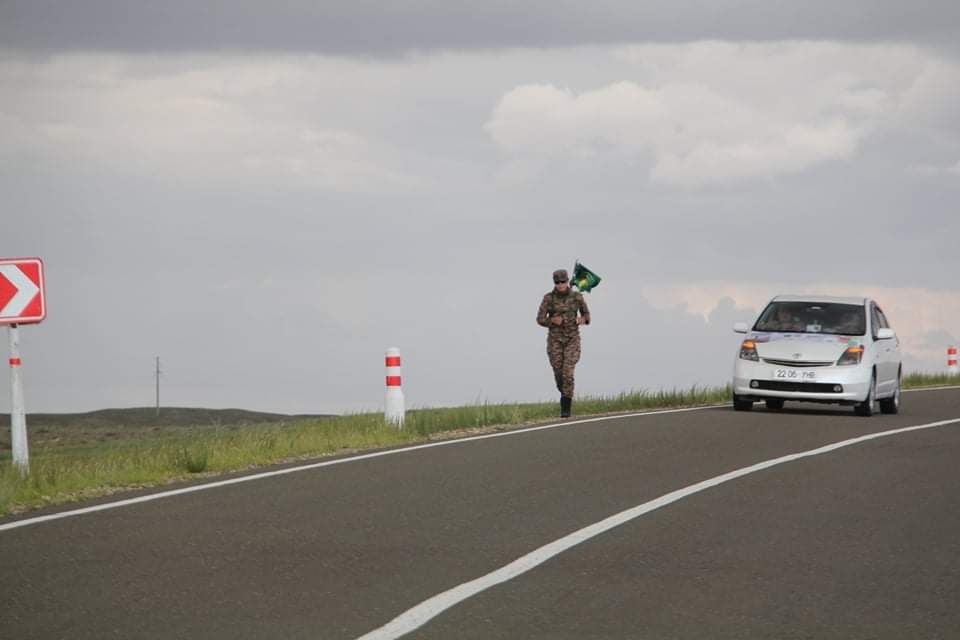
[753,380,843,393]
[763,358,834,367]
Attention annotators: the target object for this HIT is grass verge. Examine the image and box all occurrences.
[1,375,956,517]
[903,372,960,388]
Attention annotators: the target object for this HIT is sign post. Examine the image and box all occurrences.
[8,324,27,472]
[1,257,47,474]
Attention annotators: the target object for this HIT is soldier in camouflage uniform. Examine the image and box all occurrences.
[537,269,591,418]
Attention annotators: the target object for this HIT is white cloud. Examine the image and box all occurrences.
[910,160,960,175]
[0,55,427,192]
[486,41,958,187]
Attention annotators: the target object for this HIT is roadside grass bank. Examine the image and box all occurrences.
[0,386,727,516]
[903,372,959,388]
[1,375,955,517]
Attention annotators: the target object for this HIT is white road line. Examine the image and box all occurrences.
[355,415,960,640]
[1,386,955,533]
[0,405,715,533]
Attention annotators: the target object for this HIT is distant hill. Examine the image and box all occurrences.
[1,407,335,429]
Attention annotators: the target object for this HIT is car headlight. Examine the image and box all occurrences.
[836,346,864,366]
[739,340,759,361]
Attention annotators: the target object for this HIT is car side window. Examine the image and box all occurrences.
[870,303,882,339]
[877,307,891,329]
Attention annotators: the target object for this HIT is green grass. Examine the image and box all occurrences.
[0,414,416,516]
[1,374,956,517]
[903,372,960,389]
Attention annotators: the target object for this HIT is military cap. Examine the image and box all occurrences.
[553,269,569,283]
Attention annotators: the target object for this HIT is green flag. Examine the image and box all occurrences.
[572,261,602,293]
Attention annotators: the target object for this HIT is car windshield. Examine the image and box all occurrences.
[753,302,866,335]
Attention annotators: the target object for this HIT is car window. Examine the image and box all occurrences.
[754,302,866,335]
[876,306,891,329]
[870,303,882,339]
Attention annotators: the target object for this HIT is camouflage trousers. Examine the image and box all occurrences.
[547,333,581,397]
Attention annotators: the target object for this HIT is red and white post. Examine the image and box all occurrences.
[948,345,958,376]
[8,324,28,472]
[385,347,405,427]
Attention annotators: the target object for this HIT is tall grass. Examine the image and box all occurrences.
[903,372,960,389]
[0,413,417,516]
[0,375,955,516]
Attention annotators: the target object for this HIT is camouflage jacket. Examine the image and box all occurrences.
[537,290,590,338]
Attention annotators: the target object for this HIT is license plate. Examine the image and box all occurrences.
[774,369,816,380]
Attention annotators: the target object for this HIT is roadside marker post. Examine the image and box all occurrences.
[385,347,405,427]
[949,346,958,376]
[1,257,47,474]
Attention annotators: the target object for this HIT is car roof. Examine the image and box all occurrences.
[771,294,868,306]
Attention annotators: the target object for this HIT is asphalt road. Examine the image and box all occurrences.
[2,388,959,639]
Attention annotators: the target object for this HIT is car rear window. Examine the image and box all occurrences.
[753,302,866,335]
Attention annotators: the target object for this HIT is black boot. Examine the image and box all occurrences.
[560,396,572,418]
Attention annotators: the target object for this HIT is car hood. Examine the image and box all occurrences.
[750,332,863,362]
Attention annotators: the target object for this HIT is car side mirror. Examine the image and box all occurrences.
[733,322,749,334]
[877,328,895,340]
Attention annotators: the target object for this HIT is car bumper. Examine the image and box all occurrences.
[733,360,872,403]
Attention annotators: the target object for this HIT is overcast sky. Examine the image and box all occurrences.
[3,2,959,415]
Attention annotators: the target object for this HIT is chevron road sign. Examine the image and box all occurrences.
[2,257,45,472]
[0,257,45,326]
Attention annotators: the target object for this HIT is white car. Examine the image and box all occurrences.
[732,295,901,416]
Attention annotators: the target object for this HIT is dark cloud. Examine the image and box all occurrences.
[2,1,959,55]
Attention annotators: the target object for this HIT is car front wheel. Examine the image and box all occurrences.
[733,394,754,411]
[854,372,877,417]
[880,371,901,415]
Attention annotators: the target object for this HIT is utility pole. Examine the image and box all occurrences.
[155,356,161,417]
